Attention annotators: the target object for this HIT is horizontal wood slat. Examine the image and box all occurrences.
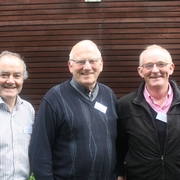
[0,0,180,113]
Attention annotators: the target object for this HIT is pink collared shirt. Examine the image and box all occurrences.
[143,83,173,114]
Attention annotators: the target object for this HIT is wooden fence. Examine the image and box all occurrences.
[0,0,180,112]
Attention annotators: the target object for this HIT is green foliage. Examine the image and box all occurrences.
[28,173,36,180]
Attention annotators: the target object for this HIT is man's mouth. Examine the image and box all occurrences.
[150,76,162,79]
[4,86,16,89]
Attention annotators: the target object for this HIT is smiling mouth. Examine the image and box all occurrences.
[150,76,162,79]
[4,86,16,89]
[82,72,93,76]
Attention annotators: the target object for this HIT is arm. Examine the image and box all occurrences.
[116,99,129,178]
[29,99,57,180]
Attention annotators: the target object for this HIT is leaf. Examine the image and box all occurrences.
[28,173,36,180]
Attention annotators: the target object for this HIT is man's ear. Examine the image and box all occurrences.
[137,66,144,78]
[68,60,73,73]
[169,63,175,75]
[100,59,103,72]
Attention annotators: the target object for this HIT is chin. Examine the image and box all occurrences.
[82,79,93,83]
[5,93,17,97]
[149,79,164,85]
[150,83,164,88]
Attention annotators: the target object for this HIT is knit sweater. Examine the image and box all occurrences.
[29,79,118,180]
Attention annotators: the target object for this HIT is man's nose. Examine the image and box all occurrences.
[83,60,92,69]
[6,75,15,83]
[151,64,159,72]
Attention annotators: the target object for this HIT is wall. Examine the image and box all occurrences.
[0,0,180,112]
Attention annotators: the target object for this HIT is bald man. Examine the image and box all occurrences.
[0,51,35,179]
[29,40,118,180]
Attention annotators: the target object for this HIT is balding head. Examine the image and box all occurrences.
[68,40,103,91]
[69,40,101,60]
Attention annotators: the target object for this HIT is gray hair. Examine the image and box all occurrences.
[0,51,28,80]
[139,44,172,66]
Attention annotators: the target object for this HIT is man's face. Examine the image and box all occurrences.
[0,55,24,104]
[68,42,103,90]
[137,48,174,90]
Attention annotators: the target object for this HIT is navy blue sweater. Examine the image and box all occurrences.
[29,80,118,180]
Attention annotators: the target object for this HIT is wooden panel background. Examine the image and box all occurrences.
[0,0,180,112]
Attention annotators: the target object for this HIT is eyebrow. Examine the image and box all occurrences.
[0,70,22,74]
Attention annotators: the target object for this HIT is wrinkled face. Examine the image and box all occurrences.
[137,48,174,90]
[0,55,24,104]
[68,42,103,90]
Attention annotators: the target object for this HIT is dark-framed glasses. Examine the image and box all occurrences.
[70,58,100,66]
[141,62,171,70]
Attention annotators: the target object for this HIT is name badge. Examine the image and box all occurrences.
[156,112,167,123]
[94,102,107,114]
[24,126,32,134]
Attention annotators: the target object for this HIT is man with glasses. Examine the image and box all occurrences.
[117,44,180,180]
[29,40,118,180]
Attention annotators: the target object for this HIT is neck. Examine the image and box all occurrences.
[3,97,17,112]
[84,82,97,92]
[146,84,169,106]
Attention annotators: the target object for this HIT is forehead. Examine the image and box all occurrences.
[142,48,169,63]
[0,55,23,72]
[72,43,100,59]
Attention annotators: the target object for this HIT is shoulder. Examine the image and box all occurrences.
[45,80,71,97]
[98,82,115,93]
[18,97,35,120]
[170,78,180,91]
[40,80,73,108]
[118,81,145,105]
[18,96,34,110]
[98,83,117,100]
[118,90,137,105]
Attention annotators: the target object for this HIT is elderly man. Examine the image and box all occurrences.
[30,40,118,180]
[117,45,180,180]
[0,51,35,179]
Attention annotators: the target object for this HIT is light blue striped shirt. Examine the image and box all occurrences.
[0,96,35,180]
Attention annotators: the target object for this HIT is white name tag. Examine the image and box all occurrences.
[94,102,107,114]
[24,126,32,134]
[156,112,167,123]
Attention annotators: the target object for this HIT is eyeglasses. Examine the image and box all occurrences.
[141,62,171,70]
[70,58,100,66]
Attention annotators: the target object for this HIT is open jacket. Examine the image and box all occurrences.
[117,79,180,180]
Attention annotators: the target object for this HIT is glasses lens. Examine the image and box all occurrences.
[89,60,97,64]
[144,63,153,69]
[76,60,86,65]
[72,59,100,66]
[156,62,166,68]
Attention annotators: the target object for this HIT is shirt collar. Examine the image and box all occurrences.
[70,77,99,100]
[144,83,172,100]
[0,95,23,107]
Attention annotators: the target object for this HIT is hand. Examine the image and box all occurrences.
[118,176,125,180]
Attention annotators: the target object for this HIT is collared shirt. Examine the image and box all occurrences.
[143,83,173,114]
[70,78,99,101]
[0,96,35,180]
